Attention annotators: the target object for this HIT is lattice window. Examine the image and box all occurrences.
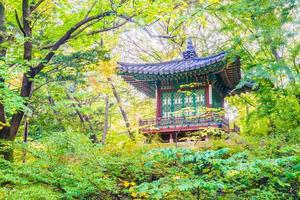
[161,89,206,118]
[195,89,205,114]
[162,92,172,118]
[184,94,194,116]
[173,92,182,117]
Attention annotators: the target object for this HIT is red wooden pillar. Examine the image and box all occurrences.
[156,82,162,120]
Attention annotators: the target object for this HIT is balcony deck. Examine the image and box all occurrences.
[139,113,239,134]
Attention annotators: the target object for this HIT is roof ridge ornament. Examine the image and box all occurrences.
[182,37,198,59]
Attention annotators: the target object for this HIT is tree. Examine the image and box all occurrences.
[101,94,109,144]
[0,0,182,146]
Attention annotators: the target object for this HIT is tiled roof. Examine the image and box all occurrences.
[118,39,241,98]
[118,52,226,75]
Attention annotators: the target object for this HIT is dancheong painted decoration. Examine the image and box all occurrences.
[118,38,242,142]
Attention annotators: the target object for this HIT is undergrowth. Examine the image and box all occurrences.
[0,131,299,200]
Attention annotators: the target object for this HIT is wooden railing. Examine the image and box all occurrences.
[139,113,234,132]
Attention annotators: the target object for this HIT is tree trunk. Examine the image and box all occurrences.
[0,3,13,160]
[66,92,98,143]
[0,2,7,136]
[108,78,134,141]
[101,95,109,144]
[22,118,29,163]
[0,2,5,58]
[1,0,34,141]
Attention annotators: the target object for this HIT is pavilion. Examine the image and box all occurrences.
[118,39,242,142]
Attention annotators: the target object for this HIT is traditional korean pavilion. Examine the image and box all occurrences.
[118,39,241,142]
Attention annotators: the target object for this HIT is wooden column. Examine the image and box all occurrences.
[208,84,212,107]
[156,81,162,120]
[205,84,212,108]
[169,133,174,143]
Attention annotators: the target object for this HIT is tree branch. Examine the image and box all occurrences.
[30,0,45,12]
[15,10,26,36]
[119,15,175,39]
[70,18,104,39]
[40,18,102,50]
[84,0,97,19]
[87,20,128,36]
[41,14,132,50]
[33,10,117,75]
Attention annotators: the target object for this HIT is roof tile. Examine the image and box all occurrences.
[118,52,226,75]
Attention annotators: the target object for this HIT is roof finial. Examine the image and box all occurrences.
[187,37,193,51]
[183,37,197,59]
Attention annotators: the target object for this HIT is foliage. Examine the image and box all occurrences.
[227,83,300,141]
[0,0,299,199]
[0,132,299,199]
[134,147,300,199]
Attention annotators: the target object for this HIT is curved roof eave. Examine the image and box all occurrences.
[118,51,226,76]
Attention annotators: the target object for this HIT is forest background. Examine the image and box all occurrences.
[0,0,299,199]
